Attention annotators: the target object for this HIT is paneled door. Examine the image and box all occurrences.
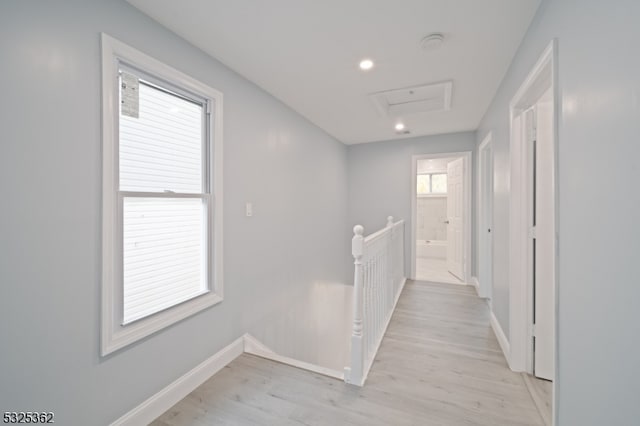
[446,158,465,281]
[478,137,493,299]
[531,90,555,381]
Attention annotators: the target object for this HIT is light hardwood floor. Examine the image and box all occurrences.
[151,281,545,425]
[416,258,466,285]
[523,374,553,426]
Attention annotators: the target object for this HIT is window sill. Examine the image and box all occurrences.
[102,291,223,356]
[417,194,447,198]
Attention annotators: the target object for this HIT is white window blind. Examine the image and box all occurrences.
[119,70,210,325]
[119,81,203,193]
[122,197,207,324]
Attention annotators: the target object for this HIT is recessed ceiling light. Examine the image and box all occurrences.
[395,122,405,131]
[359,59,374,71]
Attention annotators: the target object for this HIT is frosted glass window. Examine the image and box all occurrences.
[417,174,431,195]
[431,173,447,193]
[122,197,207,324]
[417,173,447,194]
[120,82,203,193]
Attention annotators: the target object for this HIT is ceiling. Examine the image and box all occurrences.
[127,0,541,145]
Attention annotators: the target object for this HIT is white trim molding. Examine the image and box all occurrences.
[110,333,350,425]
[508,39,559,426]
[476,132,493,299]
[110,336,244,426]
[100,33,225,356]
[508,39,557,373]
[470,276,481,296]
[244,334,344,380]
[410,152,473,282]
[490,311,511,365]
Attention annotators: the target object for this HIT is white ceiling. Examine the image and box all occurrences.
[128,0,540,145]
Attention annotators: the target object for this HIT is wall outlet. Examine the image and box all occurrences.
[246,202,253,217]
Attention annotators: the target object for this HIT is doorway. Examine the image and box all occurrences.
[477,133,493,299]
[410,152,472,285]
[509,41,558,425]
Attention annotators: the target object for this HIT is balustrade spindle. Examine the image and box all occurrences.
[345,217,406,386]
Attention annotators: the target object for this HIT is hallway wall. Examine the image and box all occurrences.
[0,1,350,424]
[347,132,476,276]
[476,0,640,423]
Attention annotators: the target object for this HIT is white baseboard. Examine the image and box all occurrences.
[243,333,274,354]
[110,336,244,426]
[111,280,410,423]
[470,276,480,295]
[243,334,344,380]
[112,333,347,425]
[490,310,511,367]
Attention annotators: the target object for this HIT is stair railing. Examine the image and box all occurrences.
[345,216,405,386]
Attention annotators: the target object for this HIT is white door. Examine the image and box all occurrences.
[478,142,493,299]
[531,89,555,380]
[446,158,465,281]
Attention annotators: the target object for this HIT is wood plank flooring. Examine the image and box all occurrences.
[416,258,466,285]
[151,280,545,425]
[522,374,553,426]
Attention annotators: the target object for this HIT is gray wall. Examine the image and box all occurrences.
[476,0,640,423]
[0,1,349,424]
[347,132,477,276]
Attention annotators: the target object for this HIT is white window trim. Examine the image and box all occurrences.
[417,194,447,198]
[101,33,224,356]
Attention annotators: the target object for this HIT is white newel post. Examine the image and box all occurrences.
[386,216,394,228]
[347,224,365,385]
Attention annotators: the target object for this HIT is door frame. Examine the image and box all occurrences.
[410,151,472,283]
[508,40,559,423]
[477,132,493,299]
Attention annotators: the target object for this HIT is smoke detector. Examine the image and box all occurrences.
[420,33,445,51]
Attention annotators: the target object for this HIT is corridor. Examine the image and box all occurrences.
[152,281,544,425]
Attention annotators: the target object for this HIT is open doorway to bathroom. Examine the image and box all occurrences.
[410,152,472,285]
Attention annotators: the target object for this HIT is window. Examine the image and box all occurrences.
[417,174,431,194]
[101,34,223,355]
[431,173,447,193]
[417,173,447,195]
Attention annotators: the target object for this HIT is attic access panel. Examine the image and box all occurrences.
[369,81,453,117]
